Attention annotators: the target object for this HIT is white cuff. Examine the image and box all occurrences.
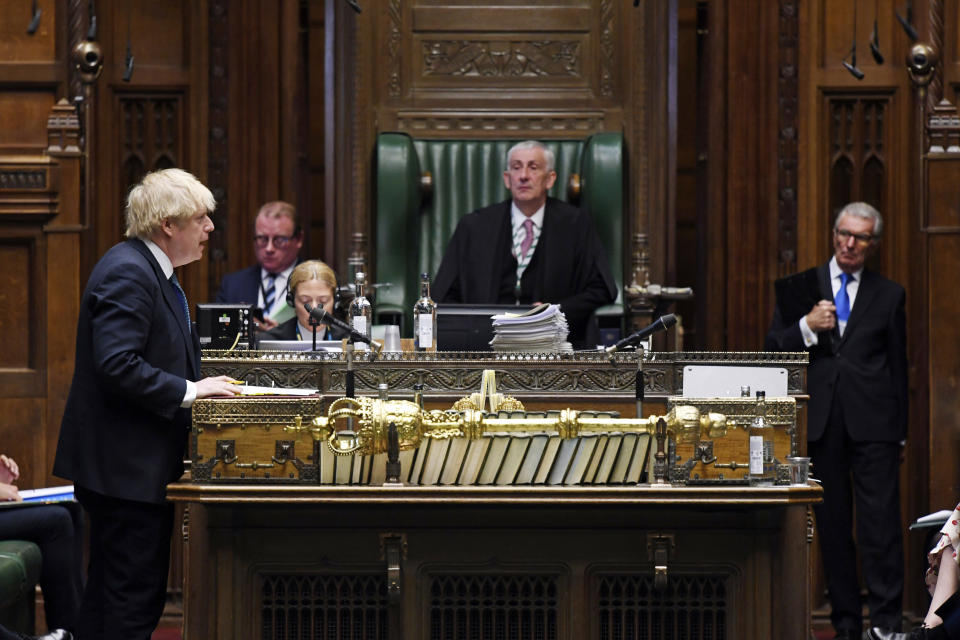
[799,316,819,347]
[181,380,197,408]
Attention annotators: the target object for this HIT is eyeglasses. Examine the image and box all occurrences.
[834,229,875,245]
[254,235,295,249]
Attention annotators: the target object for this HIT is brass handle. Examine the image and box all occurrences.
[713,460,749,470]
[234,460,275,470]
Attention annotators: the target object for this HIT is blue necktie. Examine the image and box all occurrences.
[169,273,191,331]
[263,273,277,314]
[835,272,851,323]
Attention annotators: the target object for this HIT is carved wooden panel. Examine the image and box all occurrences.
[0,232,43,396]
[928,234,960,510]
[927,158,960,229]
[0,93,57,154]
[377,0,621,128]
[0,0,57,62]
[118,93,183,209]
[826,97,888,208]
[111,0,189,69]
[812,0,900,76]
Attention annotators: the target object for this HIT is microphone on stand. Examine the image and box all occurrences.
[303,303,383,355]
[605,314,677,356]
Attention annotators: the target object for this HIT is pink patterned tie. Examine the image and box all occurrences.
[520,218,535,260]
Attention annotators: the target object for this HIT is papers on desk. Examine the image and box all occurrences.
[0,485,75,508]
[489,303,572,353]
[240,385,318,396]
[20,485,74,502]
[910,509,955,530]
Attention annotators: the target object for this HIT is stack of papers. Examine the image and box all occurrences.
[490,304,572,353]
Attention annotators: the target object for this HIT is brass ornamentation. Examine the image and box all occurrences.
[291,397,726,457]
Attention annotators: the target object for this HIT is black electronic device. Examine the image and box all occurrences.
[196,303,255,350]
[436,303,534,352]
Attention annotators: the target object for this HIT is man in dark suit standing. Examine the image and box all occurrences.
[433,140,616,347]
[765,202,908,639]
[215,201,303,329]
[54,168,240,639]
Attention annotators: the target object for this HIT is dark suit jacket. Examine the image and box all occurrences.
[215,264,261,304]
[433,197,617,346]
[764,262,907,443]
[54,239,202,504]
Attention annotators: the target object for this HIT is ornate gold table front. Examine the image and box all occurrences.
[200,350,809,416]
[167,482,821,640]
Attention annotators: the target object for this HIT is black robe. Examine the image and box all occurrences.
[433,197,617,347]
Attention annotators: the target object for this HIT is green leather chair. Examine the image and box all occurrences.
[375,133,624,336]
[0,540,41,634]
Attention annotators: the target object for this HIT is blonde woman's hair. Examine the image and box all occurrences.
[288,260,338,298]
[125,168,215,238]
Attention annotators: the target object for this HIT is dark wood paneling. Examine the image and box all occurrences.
[928,233,960,504]
[0,92,57,154]
[0,239,35,370]
[0,231,44,397]
[797,0,928,622]
[0,398,45,490]
[0,0,57,62]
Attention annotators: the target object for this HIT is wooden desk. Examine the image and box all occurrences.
[168,482,821,640]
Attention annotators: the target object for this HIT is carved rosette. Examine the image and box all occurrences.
[387,0,401,96]
[599,0,615,96]
[0,170,47,191]
[777,0,799,276]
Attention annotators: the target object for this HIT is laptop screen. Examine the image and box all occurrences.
[257,339,342,352]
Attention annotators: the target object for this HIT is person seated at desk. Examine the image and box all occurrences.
[432,140,616,348]
[0,455,78,640]
[215,200,303,329]
[259,260,349,342]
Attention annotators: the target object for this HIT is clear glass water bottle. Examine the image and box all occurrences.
[349,271,373,347]
[413,272,437,352]
[748,390,775,485]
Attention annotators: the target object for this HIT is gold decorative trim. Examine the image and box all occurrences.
[201,350,808,397]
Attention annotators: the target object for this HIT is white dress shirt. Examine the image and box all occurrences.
[143,238,197,407]
[799,256,863,346]
[510,202,545,282]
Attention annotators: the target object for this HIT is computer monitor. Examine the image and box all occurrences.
[257,339,342,352]
[196,303,255,350]
[436,303,534,351]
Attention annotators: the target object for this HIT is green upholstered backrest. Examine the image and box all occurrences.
[0,540,41,633]
[375,133,624,330]
[580,132,624,310]
[375,134,424,324]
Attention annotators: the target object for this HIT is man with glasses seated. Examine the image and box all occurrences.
[765,202,908,639]
[215,201,303,329]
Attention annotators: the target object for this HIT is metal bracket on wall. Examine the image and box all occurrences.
[646,533,675,591]
[380,532,407,640]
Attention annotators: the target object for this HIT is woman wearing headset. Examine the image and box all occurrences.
[259,260,349,342]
